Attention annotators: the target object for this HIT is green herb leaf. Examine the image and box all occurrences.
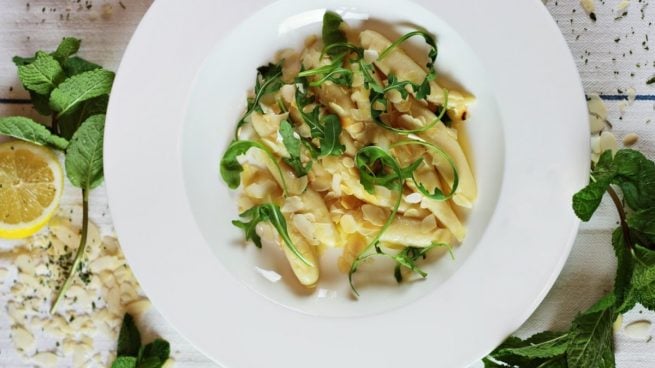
[566,294,616,368]
[391,139,459,200]
[297,58,353,87]
[392,243,448,282]
[233,204,313,266]
[65,114,105,190]
[13,55,36,67]
[611,228,636,312]
[319,114,345,156]
[49,68,115,118]
[349,146,404,295]
[30,91,54,116]
[235,63,283,138]
[0,116,69,149]
[52,37,81,63]
[138,339,170,368]
[628,245,655,311]
[117,313,141,357]
[279,120,312,177]
[57,95,109,140]
[496,331,570,359]
[627,208,655,244]
[111,356,137,368]
[17,51,64,95]
[62,56,102,77]
[322,11,347,57]
[219,140,287,193]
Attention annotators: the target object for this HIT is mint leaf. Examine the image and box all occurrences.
[30,91,54,116]
[319,114,345,156]
[220,140,286,192]
[627,208,655,244]
[62,56,101,77]
[52,37,81,63]
[139,339,170,364]
[322,11,347,57]
[13,55,36,66]
[111,356,137,368]
[612,229,636,312]
[279,120,311,177]
[612,150,655,211]
[65,114,105,190]
[628,245,655,311]
[136,357,164,368]
[49,68,114,117]
[58,95,109,140]
[233,204,313,266]
[17,51,64,95]
[566,294,616,368]
[117,313,141,357]
[0,116,68,149]
[496,331,569,359]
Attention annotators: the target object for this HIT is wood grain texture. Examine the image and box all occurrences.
[0,0,654,367]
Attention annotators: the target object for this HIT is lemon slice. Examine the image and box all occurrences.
[0,141,64,239]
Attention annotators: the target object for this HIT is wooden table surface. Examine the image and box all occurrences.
[1,1,654,367]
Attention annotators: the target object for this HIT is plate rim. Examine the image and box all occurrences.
[104,0,588,367]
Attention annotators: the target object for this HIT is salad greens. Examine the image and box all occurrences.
[220,10,460,292]
[485,149,655,367]
[0,37,114,314]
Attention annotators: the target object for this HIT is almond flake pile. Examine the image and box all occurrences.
[0,206,151,367]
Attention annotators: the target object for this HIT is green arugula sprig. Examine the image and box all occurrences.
[235,63,284,139]
[485,149,655,368]
[233,204,313,267]
[220,140,288,195]
[279,120,312,177]
[0,38,113,314]
[111,313,171,368]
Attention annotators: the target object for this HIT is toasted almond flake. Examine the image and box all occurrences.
[105,286,121,313]
[32,352,58,367]
[7,302,26,323]
[617,0,630,11]
[420,215,437,232]
[34,263,50,276]
[599,131,618,155]
[342,156,355,168]
[405,192,423,204]
[361,204,387,227]
[89,255,121,273]
[72,341,92,367]
[587,94,607,133]
[618,101,628,113]
[281,196,304,213]
[102,236,120,255]
[280,84,296,104]
[623,320,652,340]
[0,267,9,280]
[99,271,116,289]
[11,325,35,352]
[126,298,152,317]
[331,174,342,196]
[627,87,636,104]
[623,132,639,146]
[339,214,359,234]
[580,0,595,13]
[613,314,624,332]
[364,49,379,63]
[162,358,176,368]
[15,254,35,274]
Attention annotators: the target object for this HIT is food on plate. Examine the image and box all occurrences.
[220,11,476,294]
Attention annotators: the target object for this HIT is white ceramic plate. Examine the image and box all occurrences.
[105,0,588,367]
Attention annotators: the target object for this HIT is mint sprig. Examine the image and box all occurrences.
[111,314,171,368]
[486,148,655,367]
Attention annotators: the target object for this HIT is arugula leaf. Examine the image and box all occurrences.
[293,79,345,156]
[62,56,101,77]
[566,294,616,368]
[279,120,312,177]
[17,51,64,95]
[111,356,137,368]
[349,146,404,295]
[49,68,115,118]
[391,243,449,282]
[391,139,459,200]
[233,204,313,266]
[65,114,105,190]
[235,63,283,138]
[0,116,69,149]
[51,37,81,63]
[219,140,287,193]
[117,313,142,357]
[319,114,345,156]
[297,58,353,87]
[322,11,348,57]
